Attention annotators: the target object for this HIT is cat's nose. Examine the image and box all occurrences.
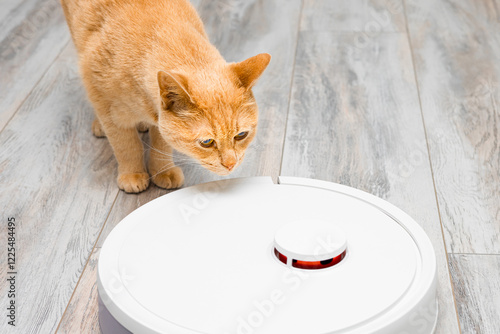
[222,161,236,171]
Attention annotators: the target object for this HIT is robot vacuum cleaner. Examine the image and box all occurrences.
[97,177,438,334]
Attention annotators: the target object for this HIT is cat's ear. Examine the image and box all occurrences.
[157,70,194,110]
[230,53,271,90]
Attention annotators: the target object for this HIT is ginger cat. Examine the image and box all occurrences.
[60,0,271,193]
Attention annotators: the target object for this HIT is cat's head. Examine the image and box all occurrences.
[156,53,271,175]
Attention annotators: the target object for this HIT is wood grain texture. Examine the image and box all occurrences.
[301,0,406,32]
[95,0,303,246]
[280,31,460,333]
[0,43,118,334]
[449,254,500,334]
[405,0,500,254]
[0,0,70,130]
[57,249,102,334]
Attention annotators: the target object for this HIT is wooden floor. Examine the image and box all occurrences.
[0,0,499,333]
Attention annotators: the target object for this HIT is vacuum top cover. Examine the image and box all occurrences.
[98,176,438,334]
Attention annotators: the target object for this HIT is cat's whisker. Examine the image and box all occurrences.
[148,161,204,181]
[142,142,178,159]
[153,156,194,163]
[148,164,178,181]
[143,144,185,160]
[141,140,224,178]
[142,144,198,166]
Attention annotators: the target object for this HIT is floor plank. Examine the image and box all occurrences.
[405,0,500,254]
[449,254,500,334]
[0,43,118,334]
[57,249,102,334]
[96,0,302,246]
[280,30,460,333]
[0,0,70,130]
[301,0,406,32]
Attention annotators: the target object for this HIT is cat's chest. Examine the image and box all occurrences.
[110,96,157,128]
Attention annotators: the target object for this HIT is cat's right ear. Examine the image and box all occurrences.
[157,70,194,110]
[230,53,271,90]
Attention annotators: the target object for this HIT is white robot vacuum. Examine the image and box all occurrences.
[97,177,438,334]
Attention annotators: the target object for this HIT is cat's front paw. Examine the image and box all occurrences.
[151,167,184,189]
[117,172,150,193]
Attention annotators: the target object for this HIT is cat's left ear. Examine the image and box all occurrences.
[230,53,271,90]
[157,70,194,110]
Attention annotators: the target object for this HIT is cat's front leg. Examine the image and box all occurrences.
[148,126,184,189]
[98,117,150,193]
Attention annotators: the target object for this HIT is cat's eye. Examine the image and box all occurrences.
[199,138,215,148]
[234,131,248,141]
